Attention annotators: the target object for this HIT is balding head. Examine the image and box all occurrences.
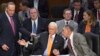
[48,22,57,35]
[6,2,15,16]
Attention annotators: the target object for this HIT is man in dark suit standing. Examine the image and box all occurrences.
[18,22,64,56]
[27,0,49,18]
[71,0,85,24]
[0,2,21,56]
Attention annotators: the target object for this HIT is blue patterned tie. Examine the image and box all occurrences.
[32,21,36,33]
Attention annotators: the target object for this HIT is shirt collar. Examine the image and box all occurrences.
[31,17,38,22]
[5,11,10,17]
[49,34,56,39]
[64,19,71,24]
[69,32,74,40]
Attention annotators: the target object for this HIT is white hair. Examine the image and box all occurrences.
[48,22,57,28]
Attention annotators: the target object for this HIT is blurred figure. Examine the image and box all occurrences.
[92,0,100,21]
[71,0,85,24]
[20,8,47,56]
[69,0,88,10]
[78,10,99,34]
[18,22,64,56]
[27,0,49,18]
[0,2,21,56]
[56,8,78,34]
[0,3,7,13]
[18,0,30,25]
[61,25,97,56]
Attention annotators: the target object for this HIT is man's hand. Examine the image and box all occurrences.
[18,39,27,46]
[30,33,36,37]
[53,49,60,56]
[2,44,9,51]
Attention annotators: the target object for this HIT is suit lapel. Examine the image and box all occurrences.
[4,13,16,35]
[12,15,16,33]
[36,18,40,34]
[43,32,49,50]
[73,33,82,55]
[29,19,32,32]
[51,34,59,51]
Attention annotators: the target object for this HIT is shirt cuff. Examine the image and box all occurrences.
[25,41,32,47]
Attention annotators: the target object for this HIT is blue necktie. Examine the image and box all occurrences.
[32,21,36,33]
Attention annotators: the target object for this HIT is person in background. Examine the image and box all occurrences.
[27,0,49,18]
[20,8,47,56]
[18,0,30,25]
[71,0,85,24]
[0,3,7,13]
[78,10,99,35]
[69,0,88,10]
[78,10,100,54]
[56,8,78,34]
[92,0,100,21]
[18,22,64,56]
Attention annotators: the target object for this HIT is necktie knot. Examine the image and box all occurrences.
[66,21,69,25]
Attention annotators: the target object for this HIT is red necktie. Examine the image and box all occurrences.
[10,16,15,34]
[74,11,78,22]
[68,39,75,56]
[98,10,100,20]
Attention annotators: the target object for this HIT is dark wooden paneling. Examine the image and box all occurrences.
[0,0,70,17]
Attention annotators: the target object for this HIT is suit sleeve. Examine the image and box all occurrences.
[74,22,78,32]
[94,22,100,34]
[78,34,96,56]
[78,22,83,34]
[19,19,31,37]
[0,16,5,46]
[59,38,64,54]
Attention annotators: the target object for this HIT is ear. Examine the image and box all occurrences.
[63,14,65,18]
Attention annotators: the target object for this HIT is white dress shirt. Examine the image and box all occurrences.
[97,9,100,20]
[73,10,79,20]
[64,20,71,25]
[43,34,56,55]
[5,11,12,24]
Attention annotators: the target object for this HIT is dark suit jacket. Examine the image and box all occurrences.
[0,12,21,56]
[21,18,48,41]
[28,0,49,18]
[71,7,85,24]
[92,8,97,19]
[27,32,64,56]
[78,21,100,34]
